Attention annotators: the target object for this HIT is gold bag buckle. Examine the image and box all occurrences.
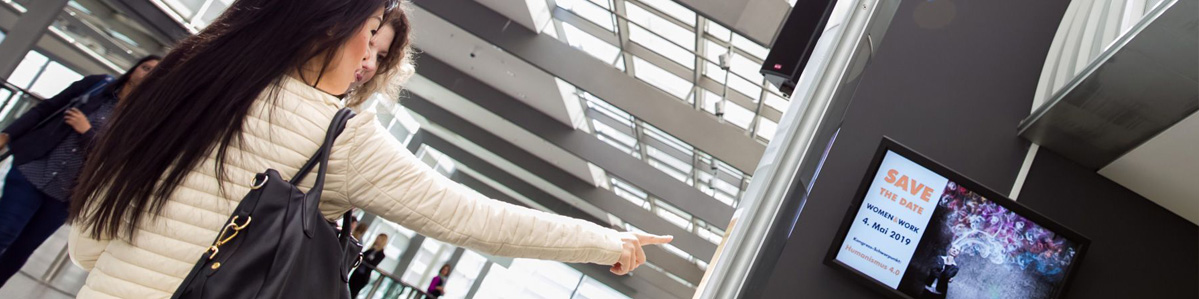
[207,215,252,260]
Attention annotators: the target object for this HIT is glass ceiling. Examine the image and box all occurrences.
[550,0,791,143]
[151,0,231,32]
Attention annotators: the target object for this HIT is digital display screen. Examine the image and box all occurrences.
[828,140,1087,299]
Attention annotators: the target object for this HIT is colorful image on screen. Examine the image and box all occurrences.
[833,150,1080,299]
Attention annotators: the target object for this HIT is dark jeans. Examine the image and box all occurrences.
[0,169,68,286]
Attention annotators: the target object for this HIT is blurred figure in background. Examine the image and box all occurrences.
[0,55,160,286]
[427,263,451,298]
[351,217,369,242]
[349,234,388,298]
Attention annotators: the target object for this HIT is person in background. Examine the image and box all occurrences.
[0,55,160,286]
[67,0,670,297]
[349,234,389,298]
[344,1,412,108]
[351,217,369,242]
[427,263,451,298]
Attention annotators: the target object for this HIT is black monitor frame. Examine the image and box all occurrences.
[823,137,1090,299]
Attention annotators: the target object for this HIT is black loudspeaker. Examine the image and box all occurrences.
[760,0,838,96]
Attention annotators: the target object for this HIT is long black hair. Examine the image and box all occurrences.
[71,0,395,239]
[104,55,161,95]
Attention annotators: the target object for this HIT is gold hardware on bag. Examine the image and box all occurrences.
[211,262,221,270]
[207,215,253,260]
[251,175,268,190]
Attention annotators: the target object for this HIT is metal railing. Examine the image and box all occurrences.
[358,264,432,299]
[0,78,46,161]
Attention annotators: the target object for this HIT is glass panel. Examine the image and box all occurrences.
[648,159,690,182]
[732,34,770,59]
[697,225,723,244]
[557,0,617,31]
[642,123,693,153]
[756,118,778,140]
[727,75,761,99]
[591,119,638,149]
[730,53,765,83]
[628,25,694,68]
[700,88,720,114]
[611,177,649,206]
[635,0,695,26]
[704,21,732,42]
[584,95,634,126]
[585,0,612,10]
[711,172,741,196]
[196,0,228,28]
[597,134,638,156]
[646,146,691,174]
[703,39,725,62]
[27,62,83,98]
[662,243,691,260]
[561,23,621,65]
[702,61,726,82]
[161,0,206,19]
[714,190,736,206]
[624,3,694,50]
[764,91,789,112]
[656,205,691,229]
[632,57,691,100]
[8,51,48,89]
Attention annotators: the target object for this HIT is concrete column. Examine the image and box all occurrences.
[392,234,426,276]
[0,0,69,78]
[446,247,465,268]
[463,261,492,299]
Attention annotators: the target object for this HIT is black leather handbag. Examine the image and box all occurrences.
[172,108,363,299]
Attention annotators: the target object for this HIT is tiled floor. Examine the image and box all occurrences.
[0,226,88,299]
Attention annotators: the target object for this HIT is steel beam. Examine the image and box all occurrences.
[0,0,69,78]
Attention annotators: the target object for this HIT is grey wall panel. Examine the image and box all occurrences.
[754,0,1076,298]
[1017,150,1198,298]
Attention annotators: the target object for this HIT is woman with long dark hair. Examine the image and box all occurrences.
[67,0,670,297]
[0,55,159,286]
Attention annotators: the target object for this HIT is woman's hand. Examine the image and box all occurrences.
[0,133,9,149]
[610,232,673,275]
[64,108,92,134]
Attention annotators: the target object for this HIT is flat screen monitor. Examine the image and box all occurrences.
[825,137,1089,299]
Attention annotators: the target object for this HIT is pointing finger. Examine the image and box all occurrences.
[637,234,673,245]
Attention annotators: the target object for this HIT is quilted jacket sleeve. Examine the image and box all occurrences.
[338,115,623,265]
[68,218,110,270]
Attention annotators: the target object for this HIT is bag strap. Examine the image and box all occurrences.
[291,108,356,237]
